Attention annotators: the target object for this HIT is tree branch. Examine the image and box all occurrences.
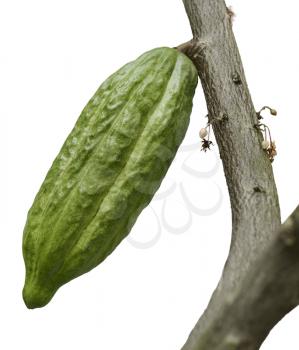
[177,0,294,349]
[183,206,299,349]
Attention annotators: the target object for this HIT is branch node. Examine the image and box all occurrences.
[232,73,242,85]
[177,39,208,65]
[253,186,265,193]
[220,113,229,122]
[226,6,236,25]
[224,333,251,349]
[279,217,297,247]
[175,40,194,56]
[211,112,229,124]
[225,333,242,348]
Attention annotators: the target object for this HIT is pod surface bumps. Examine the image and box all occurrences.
[22,47,198,308]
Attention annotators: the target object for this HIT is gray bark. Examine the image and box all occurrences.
[182,207,299,349]
[177,0,299,349]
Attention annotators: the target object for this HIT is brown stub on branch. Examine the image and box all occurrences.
[175,40,198,61]
[226,6,236,25]
[232,72,242,84]
[176,40,193,54]
[175,40,209,68]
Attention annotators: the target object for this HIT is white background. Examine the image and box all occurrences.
[1,0,299,349]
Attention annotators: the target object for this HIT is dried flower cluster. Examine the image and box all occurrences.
[199,122,213,152]
[255,106,277,162]
[199,106,277,161]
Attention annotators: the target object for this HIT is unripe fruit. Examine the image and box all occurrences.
[22,47,198,308]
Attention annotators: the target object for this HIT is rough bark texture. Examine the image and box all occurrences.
[178,0,299,349]
[182,206,299,350]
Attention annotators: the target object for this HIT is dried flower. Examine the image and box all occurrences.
[226,6,236,24]
[199,128,208,139]
[267,141,277,162]
[270,108,277,116]
[262,140,270,150]
[255,120,277,162]
[201,139,213,152]
[256,106,277,120]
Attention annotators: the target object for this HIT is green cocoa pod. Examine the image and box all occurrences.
[22,47,198,309]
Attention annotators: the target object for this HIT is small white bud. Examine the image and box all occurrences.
[270,108,277,116]
[262,140,270,149]
[199,128,208,139]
